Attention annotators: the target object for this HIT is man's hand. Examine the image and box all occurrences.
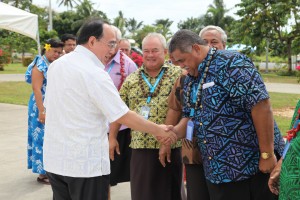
[109,137,120,161]
[156,124,177,145]
[268,158,282,195]
[158,145,171,167]
[259,154,277,173]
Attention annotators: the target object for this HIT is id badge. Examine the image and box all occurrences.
[140,106,151,120]
[186,119,194,141]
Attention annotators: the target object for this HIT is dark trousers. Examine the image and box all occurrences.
[130,148,182,200]
[47,172,109,200]
[206,172,278,200]
[185,164,210,200]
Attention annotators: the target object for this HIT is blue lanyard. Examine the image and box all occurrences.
[189,48,216,118]
[142,68,166,104]
[107,62,114,74]
[189,63,206,117]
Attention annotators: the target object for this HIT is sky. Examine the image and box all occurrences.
[32,0,242,33]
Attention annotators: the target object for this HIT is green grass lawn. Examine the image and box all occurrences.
[0,81,31,105]
[261,72,299,84]
[0,63,27,74]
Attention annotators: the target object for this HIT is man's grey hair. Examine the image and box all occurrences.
[168,29,207,53]
[199,25,227,44]
[142,33,167,49]
[119,38,131,49]
[111,25,122,41]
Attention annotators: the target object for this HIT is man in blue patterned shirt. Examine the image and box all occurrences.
[167,29,284,200]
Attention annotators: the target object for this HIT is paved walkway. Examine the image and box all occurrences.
[0,103,130,200]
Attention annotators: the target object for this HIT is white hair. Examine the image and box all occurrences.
[142,33,167,49]
[111,25,122,41]
[199,25,227,44]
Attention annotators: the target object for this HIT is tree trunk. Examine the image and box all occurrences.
[287,39,292,73]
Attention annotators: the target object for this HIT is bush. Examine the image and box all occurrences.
[22,57,33,67]
[296,71,300,83]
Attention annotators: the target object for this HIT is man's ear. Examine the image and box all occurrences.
[192,44,201,55]
[87,36,96,48]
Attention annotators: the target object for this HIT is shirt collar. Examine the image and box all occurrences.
[140,61,170,76]
[74,45,105,69]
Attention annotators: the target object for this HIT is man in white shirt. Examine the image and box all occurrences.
[43,19,176,200]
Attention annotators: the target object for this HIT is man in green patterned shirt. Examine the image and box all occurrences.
[109,33,182,200]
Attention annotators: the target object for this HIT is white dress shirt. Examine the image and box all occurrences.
[43,45,129,177]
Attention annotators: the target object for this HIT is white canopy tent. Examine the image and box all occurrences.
[0,2,41,54]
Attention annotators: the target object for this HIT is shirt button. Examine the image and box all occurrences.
[200,105,203,108]
[200,122,203,125]
[209,156,212,160]
[203,140,207,144]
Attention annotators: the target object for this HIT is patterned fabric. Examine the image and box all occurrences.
[279,100,300,200]
[168,75,202,164]
[182,50,285,184]
[119,61,182,149]
[25,55,48,175]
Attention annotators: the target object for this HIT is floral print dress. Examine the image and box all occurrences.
[25,55,48,175]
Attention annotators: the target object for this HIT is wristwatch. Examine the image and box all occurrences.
[260,152,274,160]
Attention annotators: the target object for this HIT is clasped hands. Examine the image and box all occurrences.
[109,124,176,161]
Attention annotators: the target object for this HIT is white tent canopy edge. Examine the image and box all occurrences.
[0,2,41,54]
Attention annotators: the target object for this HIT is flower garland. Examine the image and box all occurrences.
[138,67,168,98]
[186,48,216,112]
[118,51,126,90]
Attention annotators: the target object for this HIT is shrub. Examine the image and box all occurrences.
[22,57,33,67]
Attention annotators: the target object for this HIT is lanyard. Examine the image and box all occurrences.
[142,68,166,104]
[107,61,114,74]
[189,48,215,118]
[189,64,206,117]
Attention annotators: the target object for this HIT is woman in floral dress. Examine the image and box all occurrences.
[25,39,63,184]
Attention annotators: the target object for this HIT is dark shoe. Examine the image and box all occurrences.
[37,177,50,185]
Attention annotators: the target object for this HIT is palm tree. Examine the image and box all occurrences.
[57,0,81,8]
[153,18,173,39]
[113,11,127,36]
[126,18,143,37]
[203,0,234,30]
[71,0,109,31]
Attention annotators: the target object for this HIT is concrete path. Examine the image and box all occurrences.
[0,103,131,200]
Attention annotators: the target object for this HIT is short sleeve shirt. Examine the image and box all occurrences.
[120,62,182,149]
[183,50,285,184]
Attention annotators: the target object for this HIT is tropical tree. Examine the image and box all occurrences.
[70,0,109,33]
[126,18,143,37]
[177,17,204,34]
[113,11,127,36]
[153,18,173,40]
[203,0,235,32]
[57,0,81,8]
[1,0,31,7]
[233,0,300,72]
[133,25,157,47]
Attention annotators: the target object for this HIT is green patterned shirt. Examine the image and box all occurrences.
[119,61,182,149]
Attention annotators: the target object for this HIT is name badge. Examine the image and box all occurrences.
[140,106,151,120]
[186,120,194,141]
[203,81,215,89]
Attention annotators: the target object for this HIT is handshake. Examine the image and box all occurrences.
[156,124,177,146]
[109,123,178,161]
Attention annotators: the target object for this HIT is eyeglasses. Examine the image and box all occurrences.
[98,38,117,49]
